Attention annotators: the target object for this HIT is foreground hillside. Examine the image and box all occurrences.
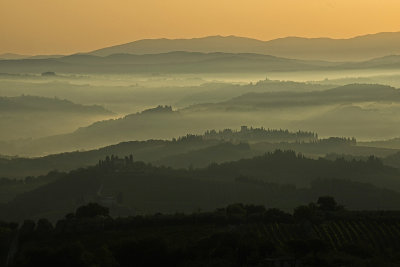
[3,199,400,266]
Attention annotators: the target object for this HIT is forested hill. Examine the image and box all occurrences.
[1,150,400,222]
[0,129,358,179]
[1,131,398,179]
[0,137,221,178]
[198,150,398,188]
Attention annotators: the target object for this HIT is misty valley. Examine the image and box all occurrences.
[2,33,400,266]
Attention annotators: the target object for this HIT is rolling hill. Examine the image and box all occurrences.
[186,84,400,112]
[0,95,114,141]
[1,132,399,179]
[2,151,400,221]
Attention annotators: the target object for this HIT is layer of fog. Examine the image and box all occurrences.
[1,69,400,156]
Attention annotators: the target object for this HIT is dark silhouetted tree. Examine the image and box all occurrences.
[75,203,109,218]
[317,196,338,211]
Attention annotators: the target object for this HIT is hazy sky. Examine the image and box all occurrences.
[1,0,400,55]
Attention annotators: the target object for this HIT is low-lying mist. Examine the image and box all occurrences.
[1,68,400,157]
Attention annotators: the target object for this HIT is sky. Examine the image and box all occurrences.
[1,0,400,55]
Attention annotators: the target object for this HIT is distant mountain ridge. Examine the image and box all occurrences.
[89,32,400,61]
[3,51,400,74]
[3,32,400,61]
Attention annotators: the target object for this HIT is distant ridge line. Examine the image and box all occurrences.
[88,31,400,61]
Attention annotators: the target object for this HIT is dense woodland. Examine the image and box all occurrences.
[3,198,400,266]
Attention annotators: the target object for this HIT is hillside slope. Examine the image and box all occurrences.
[1,151,400,221]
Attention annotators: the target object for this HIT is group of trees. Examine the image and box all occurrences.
[98,155,134,169]
[169,127,320,144]
[313,137,357,146]
[204,126,318,143]
[4,198,400,266]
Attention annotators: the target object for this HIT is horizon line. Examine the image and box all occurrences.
[2,30,400,57]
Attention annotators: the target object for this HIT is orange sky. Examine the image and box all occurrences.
[1,0,400,55]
